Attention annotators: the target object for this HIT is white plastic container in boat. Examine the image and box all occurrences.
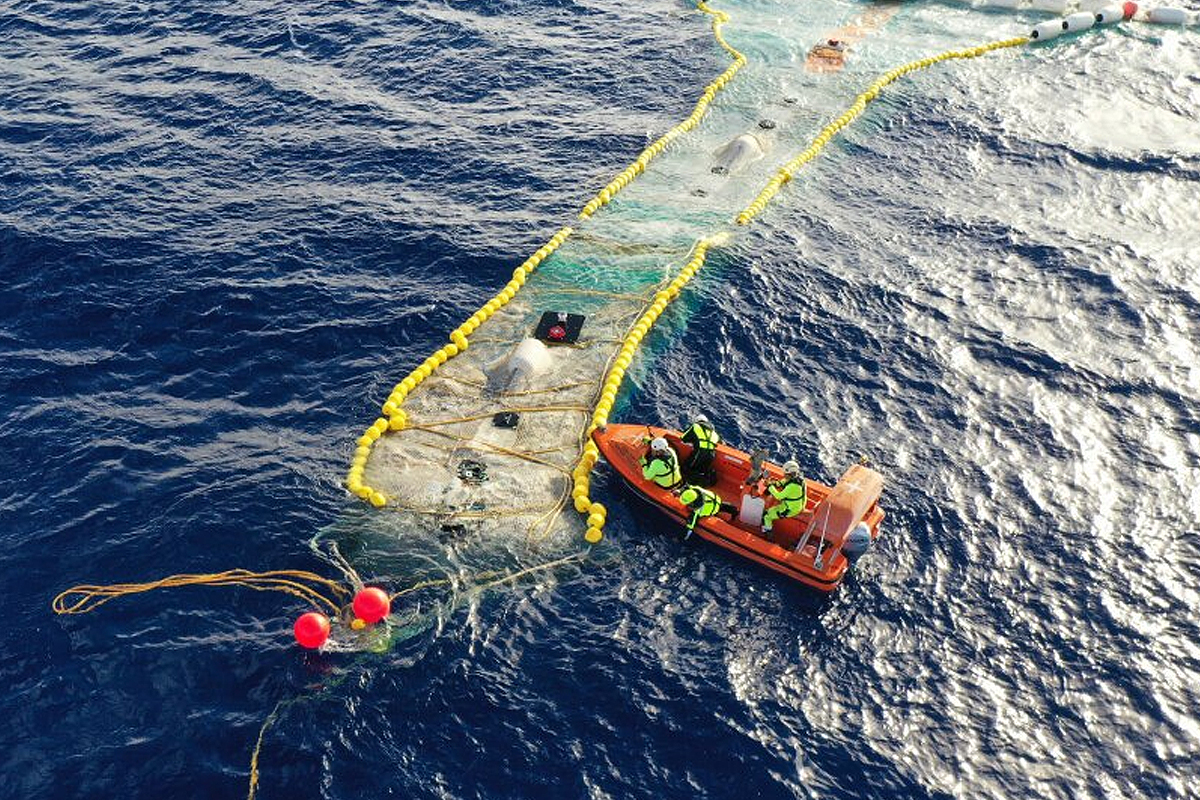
[738,493,765,527]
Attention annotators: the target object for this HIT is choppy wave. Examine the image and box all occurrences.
[3,0,1198,798]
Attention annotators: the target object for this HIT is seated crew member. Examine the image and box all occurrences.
[680,413,720,484]
[763,460,808,538]
[640,436,682,490]
[677,484,736,540]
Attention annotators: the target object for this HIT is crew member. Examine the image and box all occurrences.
[640,437,682,490]
[677,484,736,540]
[763,460,808,538]
[681,413,720,484]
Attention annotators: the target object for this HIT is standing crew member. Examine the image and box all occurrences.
[681,413,720,484]
[677,484,736,540]
[640,437,682,490]
[763,460,808,538]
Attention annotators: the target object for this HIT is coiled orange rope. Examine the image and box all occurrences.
[52,569,351,616]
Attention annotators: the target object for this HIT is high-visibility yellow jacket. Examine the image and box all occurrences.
[682,420,719,452]
[679,485,722,530]
[640,449,681,489]
[767,478,807,516]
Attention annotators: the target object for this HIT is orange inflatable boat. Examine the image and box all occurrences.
[592,424,885,592]
[804,1,902,73]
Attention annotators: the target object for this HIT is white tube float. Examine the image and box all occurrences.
[1064,10,1097,29]
[1095,2,1138,22]
[1031,19,1065,38]
[1147,6,1190,23]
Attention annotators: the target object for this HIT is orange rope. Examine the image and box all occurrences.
[52,569,351,616]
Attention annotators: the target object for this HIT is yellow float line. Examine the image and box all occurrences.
[735,36,1029,225]
[577,1,746,220]
[348,2,747,509]
[569,238,717,544]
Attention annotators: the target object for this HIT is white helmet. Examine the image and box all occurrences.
[651,437,670,453]
[782,460,800,477]
[694,413,710,425]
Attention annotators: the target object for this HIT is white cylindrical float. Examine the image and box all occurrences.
[1095,5,1126,22]
[1064,10,1097,29]
[1031,19,1065,38]
[1147,6,1190,23]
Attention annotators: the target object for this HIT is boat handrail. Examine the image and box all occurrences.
[794,498,832,564]
[814,508,831,571]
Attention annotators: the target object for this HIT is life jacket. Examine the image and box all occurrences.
[641,449,681,488]
[679,485,722,517]
[685,420,719,451]
[768,478,807,514]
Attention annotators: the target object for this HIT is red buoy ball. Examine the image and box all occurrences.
[352,587,391,624]
[293,612,331,649]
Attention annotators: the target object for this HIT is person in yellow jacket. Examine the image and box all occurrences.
[640,437,682,490]
[680,413,720,485]
[677,484,736,540]
[763,460,808,538]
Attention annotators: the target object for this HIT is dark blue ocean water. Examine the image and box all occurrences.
[4,1,1200,798]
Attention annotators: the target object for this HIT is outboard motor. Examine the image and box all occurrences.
[841,522,873,563]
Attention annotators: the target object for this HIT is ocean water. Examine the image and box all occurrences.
[2,1,1199,798]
